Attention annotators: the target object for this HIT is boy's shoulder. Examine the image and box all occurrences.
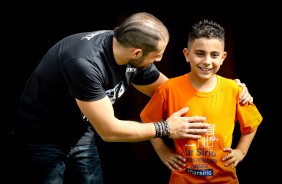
[157,74,188,91]
[164,73,188,85]
[217,75,242,92]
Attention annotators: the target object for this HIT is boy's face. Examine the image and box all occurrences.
[183,38,227,81]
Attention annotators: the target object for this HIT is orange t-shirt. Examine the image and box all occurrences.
[140,73,262,184]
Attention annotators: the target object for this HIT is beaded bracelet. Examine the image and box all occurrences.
[154,119,170,138]
[162,119,170,138]
[154,122,161,138]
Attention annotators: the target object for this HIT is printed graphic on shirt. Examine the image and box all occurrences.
[81,30,110,40]
[184,124,221,177]
[126,67,137,72]
[105,81,125,104]
[80,81,125,123]
[198,124,218,148]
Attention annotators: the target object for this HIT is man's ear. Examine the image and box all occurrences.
[131,48,143,59]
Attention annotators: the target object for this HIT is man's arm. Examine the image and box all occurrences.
[132,72,168,97]
[133,74,253,103]
[76,98,209,142]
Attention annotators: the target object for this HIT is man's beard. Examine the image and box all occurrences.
[128,55,149,70]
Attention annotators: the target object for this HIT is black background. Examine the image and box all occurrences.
[3,1,278,184]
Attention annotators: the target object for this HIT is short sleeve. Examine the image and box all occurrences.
[60,58,107,101]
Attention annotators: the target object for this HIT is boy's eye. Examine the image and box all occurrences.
[196,53,204,57]
[211,53,220,58]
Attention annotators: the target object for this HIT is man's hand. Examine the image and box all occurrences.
[234,79,253,104]
[167,107,209,139]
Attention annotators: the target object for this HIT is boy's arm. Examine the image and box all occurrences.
[222,128,258,168]
[150,138,186,171]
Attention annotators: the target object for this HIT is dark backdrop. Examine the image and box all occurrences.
[3,1,278,184]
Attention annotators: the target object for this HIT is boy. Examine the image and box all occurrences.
[140,19,262,184]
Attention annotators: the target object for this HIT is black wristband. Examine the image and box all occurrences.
[161,119,170,138]
[154,122,161,138]
[153,119,170,138]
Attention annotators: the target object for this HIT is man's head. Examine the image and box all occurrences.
[114,12,169,69]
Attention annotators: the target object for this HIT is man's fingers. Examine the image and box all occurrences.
[239,82,245,88]
[187,122,209,129]
[188,115,206,123]
[187,127,208,135]
[234,79,241,85]
[173,107,189,116]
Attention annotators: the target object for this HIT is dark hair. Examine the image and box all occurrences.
[188,20,225,49]
[114,12,169,56]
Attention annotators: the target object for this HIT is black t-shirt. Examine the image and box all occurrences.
[11,30,160,145]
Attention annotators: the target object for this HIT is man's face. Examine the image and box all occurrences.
[129,40,167,70]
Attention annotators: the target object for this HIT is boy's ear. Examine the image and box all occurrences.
[183,48,190,62]
[221,51,227,65]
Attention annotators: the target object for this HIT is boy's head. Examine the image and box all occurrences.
[187,20,225,50]
[183,20,227,80]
